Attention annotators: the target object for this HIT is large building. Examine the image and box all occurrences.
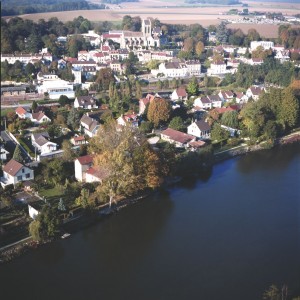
[102,18,165,50]
[250,41,274,51]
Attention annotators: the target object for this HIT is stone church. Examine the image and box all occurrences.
[101,18,165,49]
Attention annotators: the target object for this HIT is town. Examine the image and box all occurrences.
[0,14,300,259]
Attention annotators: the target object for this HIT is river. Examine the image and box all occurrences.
[0,144,299,300]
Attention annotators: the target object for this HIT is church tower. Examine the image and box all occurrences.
[142,18,152,38]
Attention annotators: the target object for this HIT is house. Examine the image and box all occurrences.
[221,125,241,137]
[160,128,195,148]
[74,96,98,109]
[1,159,34,188]
[0,145,9,161]
[249,58,264,65]
[275,50,290,63]
[188,140,206,151]
[246,86,265,101]
[187,120,211,140]
[139,93,161,115]
[28,203,40,219]
[71,135,88,146]
[250,41,274,51]
[235,92,248,104]
[218,90,235,102]
[80,114,100,137]
[208,95,222,108]
[117,112,139,127]
[194,97,212,110]
[85,167,108,184]
[31,132,58,154]
[74,155,93,182]
[208,61,227,76]
[171,87,188,101]
[15,107,32,119]
[31,112,51,124]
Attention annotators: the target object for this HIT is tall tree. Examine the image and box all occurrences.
[187,76,198,96]
[13,145,23,163]
[147,98,171,127]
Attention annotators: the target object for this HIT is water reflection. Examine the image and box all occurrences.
[237,143,300,173]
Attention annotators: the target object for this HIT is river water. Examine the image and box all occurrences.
[1,144,300,300]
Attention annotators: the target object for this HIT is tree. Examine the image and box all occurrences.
[47,124,61,139]
[67,107,80,130]
[221,111,239,128]
[62,140,75,161]
[187,76,198,96]
[139,121,153,133]
[195,41,205,56]
[157,80,162,90]
[263,284,280,300]
[169,116,185,132]
[147,98,171,127]
[216,22,229,44]
[147,60,160,70]
[75,188,90,208]
[13,145,23,163]
[95,68,114,90]
[58,198,66,212]
[183,37,194,53]
[279,87,299,129]
[91,121,164,207]
[29,205,59,242]
[135,81,142,99]
[31,100,38,112]
[58,95,70,107]
[211,123,230,146]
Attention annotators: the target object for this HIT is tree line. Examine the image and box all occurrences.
[1,0,105,17]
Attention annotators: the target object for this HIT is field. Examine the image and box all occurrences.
[13,0,300,38]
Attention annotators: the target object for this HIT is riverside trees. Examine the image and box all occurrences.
[89,121,165,207]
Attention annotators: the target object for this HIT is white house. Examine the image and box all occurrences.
[31,132,58,154]
[218,90,235,102]
[171,87,188,101]
[194,97,212,110]
[208,95,222,108]
[250,41,274,51]
[117,112,138,128]
[80,114,100,137]
[246,86,265,101]
[31,112,51,124]
[74,96,98,109]
[74,155,93,182]
[0,145,9,162]
[207,61,227,76]
[1,159,34,188]
[28,203,40,219]
[187,120,211,140]
[15,107,32,119]
[235,92,248,104]
[275,50,290,63]
[85,167,108,184]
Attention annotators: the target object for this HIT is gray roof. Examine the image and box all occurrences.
[195,120,211,131]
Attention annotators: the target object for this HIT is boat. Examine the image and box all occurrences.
[61,233,71,239]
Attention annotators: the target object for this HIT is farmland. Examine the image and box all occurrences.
[7,0,300,38]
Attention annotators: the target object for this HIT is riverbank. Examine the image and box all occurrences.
[1,131,299,264]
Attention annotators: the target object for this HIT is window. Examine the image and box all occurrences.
[26,173,31,178]
[22,168,25,173]
[17,175,22,181]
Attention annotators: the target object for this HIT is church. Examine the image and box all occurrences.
[101,18,165,49]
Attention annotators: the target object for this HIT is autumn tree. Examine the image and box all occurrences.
[195,41,205,56]
[90,121,163,207]
[147,98,171,127]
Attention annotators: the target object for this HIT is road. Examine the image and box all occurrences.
[1,130,32,163]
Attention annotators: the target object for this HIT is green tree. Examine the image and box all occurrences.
[147,60,160,70]
[13,145,23,163]
[29,205,59,242]
[169,116,185,132]
[221,111,239,128]
[139,121,153,133]
[75,188,90,208]
[31,100,38,112]
[211,123,230,146]
[67,107,80,130]
[62,140,75,161]
[58,95,70,107]
[58,198,66,212]
[187,76,198,96]
[147,98,171,127]
[135,81,142,99]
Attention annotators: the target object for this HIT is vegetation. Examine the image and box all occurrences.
[1,0,105,17]
[147,98,172,128]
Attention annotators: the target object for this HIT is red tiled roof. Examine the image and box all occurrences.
[74,136,86,142]
[161,128,194,144]
[189,140,206,148]
[77,155,93,165]
[176,87,187,97]
[15,107,27,115]
[3,159,24,176]
[86,167,109,180]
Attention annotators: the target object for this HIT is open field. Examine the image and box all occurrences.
[13,0,300,38]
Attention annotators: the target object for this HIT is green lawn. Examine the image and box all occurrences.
[39,187,64,199]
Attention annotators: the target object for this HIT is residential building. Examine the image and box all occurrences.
[71,135,88,146]
[117,112,139,127]
[15,107,31,119]
[31,132,58,154]
[0,145,9,162]
[207,61,227,75]
[218,90,235,102]
[235,92,248,104]
[74,155,93,182]
[250,41,274,51]
[160,128,195,148]
[139,93,161,115]
[74,96,98,109]
[246,86,265,101]
[1,159,34,188]
[187,120,211,140]
[80,114,100,137]
[171,87,188,101]
[31,112,51,124]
